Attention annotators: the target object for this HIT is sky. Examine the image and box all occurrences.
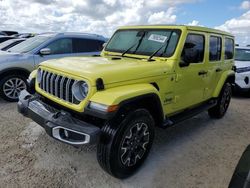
[0,0,250,45]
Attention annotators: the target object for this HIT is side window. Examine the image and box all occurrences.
[73,38,105,53]
[46,38,72,55]
[181,34,205,64]
[225,38,234,60]
[209,36,222,61]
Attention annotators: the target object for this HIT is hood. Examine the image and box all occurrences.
[40,56,171,86]
[235,60,250,68]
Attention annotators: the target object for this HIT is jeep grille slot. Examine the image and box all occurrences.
[39,70,79,104]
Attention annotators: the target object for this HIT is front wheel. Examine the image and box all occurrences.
[97,108,155,179]
[0,74,27,102]
[208,82,232,118]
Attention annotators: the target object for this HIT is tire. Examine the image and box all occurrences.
[208,82,232,119]
[97,108,155,179]
[0,74,27,102]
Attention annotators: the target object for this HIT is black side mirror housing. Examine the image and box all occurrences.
[179,59,190,67]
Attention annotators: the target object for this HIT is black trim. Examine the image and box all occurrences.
[27,78,35,94]
[118,93,164,126]
[233,83,250,92]
[84,93,164,124]
[17,90,100,145]
[96,78,105,91]
[163,99,217,127]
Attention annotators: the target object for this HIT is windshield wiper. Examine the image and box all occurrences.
[121,31,146,57]
[147,31,173,62]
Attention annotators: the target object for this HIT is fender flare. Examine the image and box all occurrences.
[88,83,165,126]
[212,70,235,98]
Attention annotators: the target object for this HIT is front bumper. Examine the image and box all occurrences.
[17,90,100,146]
[235,72,250,91]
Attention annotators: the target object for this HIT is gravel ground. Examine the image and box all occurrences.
[0,96,250,188]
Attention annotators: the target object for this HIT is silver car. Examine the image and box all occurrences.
[0,32,107,101]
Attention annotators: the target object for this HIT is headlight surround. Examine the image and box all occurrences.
[37,69,42,84]
[72,80,89,102]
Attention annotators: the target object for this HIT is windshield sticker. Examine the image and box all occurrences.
[245,50,250,53]
[148,34,168,43]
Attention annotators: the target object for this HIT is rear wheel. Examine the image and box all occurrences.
[208,82,232,118]
[97,108,155,179]
[0,74,27,102]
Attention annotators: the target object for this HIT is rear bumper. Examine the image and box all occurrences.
[17,90,100,146]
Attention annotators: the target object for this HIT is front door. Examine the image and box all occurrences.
[34,38,74,68]
[173,32,208,112]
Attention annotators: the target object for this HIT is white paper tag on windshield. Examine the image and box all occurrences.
[245,50,250,53]
[148,34,168,43]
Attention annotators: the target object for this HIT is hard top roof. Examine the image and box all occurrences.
[118,25,234,37]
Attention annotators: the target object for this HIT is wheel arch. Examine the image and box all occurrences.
[89,84,165,127]
[212,70,235,98]
[0,68,30,79]
[117,93,165,127]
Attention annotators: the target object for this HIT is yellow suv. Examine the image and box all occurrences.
[18,25,235,179]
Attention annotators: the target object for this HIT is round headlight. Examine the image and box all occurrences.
[37,69,42,84]
[72,81,89,101]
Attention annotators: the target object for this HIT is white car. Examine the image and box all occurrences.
[235,47,250,93]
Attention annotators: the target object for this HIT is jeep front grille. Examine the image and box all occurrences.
[39,70,80,104]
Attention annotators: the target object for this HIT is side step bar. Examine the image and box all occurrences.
[163,99,217,128]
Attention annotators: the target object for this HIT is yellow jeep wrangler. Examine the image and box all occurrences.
[18,25,235,179]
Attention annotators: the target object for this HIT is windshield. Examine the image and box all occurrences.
[235,48,250,61]
[8,35,52,53]
[105,29,181,57]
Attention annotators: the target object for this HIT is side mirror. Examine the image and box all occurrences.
[39,48,51,55]
[179,59,190,67]
[102,43,107,48]
[180,43,199,66]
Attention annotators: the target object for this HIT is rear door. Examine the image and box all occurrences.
[205,35,223,99]
[72,38,105,56]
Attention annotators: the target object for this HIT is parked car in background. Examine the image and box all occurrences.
[0,32,107,101]
[1,31,18,36]
[234,47,250,94]
[18,25,235,178]
[0,36,15,43]
[0,32,7,36]
[0,38,26,51]
[12,33,36,39]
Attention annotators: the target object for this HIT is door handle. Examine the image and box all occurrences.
[198,70,208,76]
[216,68,222,72]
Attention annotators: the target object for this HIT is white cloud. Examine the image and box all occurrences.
[148,8,176,24]
[240,1,250,10]
[216,11,250,45]
[187,20,200,26]
[0,0,199,37]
